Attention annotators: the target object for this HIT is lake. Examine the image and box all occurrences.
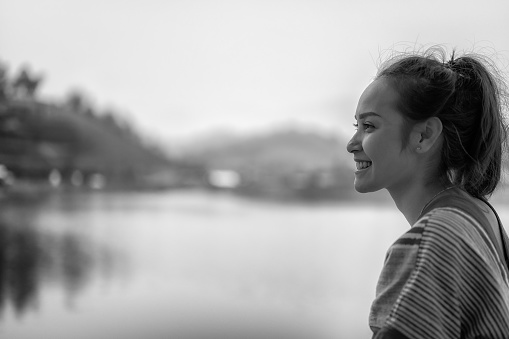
[1,189,507,339]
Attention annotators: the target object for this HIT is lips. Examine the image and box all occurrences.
[355,161,372,170]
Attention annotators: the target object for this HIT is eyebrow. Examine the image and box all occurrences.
[355,112,381,120]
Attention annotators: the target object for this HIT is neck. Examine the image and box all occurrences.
[388,181,450,225]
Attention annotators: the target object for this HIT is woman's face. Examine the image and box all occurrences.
[347,78,417,194]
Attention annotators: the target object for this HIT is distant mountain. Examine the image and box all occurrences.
[183,127,354,172]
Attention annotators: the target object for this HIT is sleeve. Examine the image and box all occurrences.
[379,211,464,339]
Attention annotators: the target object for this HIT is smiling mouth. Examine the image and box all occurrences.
[355,161,372,170]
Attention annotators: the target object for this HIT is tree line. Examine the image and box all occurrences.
[0,60,203,190]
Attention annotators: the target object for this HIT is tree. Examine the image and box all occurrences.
[0,62,8,102]
[12,66,43,100]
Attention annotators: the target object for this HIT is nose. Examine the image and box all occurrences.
[346,133,361,153]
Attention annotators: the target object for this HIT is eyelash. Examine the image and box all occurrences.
[353,122,374,130]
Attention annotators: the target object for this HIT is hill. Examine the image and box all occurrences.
[184,127,353,171]
[0,99,195,189]
[181,127,356,200]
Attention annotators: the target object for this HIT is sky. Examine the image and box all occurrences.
[1,0,509,144]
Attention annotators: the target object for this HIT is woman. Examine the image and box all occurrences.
[347,48,509,339]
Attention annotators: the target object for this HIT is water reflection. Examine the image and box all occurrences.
[0,190,407,339]
[0,216,41,316]
[0,199,122,317]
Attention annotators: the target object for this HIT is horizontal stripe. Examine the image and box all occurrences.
[371,205,509,339]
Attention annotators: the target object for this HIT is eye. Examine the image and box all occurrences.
[353,122,375,131]
[363,123,375,131]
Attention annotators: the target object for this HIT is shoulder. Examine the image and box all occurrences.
[415,207,505,276]
[416,188,502,254]
[416,206,487,246]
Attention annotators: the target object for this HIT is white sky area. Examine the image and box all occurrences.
[1,0,509,144]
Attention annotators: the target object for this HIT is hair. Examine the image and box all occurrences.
[375,46,508,199]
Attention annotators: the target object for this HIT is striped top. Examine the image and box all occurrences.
[370,189,509,339]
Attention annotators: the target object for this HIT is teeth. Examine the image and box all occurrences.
[356,161,372,170]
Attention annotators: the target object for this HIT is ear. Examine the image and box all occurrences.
[411,117,443,153]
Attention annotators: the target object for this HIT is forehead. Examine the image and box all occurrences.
[355,78,403,121]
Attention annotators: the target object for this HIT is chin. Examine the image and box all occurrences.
[354,181,382,194]
[354,187,372,193]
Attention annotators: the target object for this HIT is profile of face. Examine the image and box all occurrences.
[347,78,418,194]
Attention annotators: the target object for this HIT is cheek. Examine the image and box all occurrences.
[362,134,383,157]
[363,133,402,162]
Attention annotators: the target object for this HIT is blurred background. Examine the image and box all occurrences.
[1,0,509,338]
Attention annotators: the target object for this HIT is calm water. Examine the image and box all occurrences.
[1,190,507,339]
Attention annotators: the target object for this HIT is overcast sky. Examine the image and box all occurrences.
[1,0,509,143]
